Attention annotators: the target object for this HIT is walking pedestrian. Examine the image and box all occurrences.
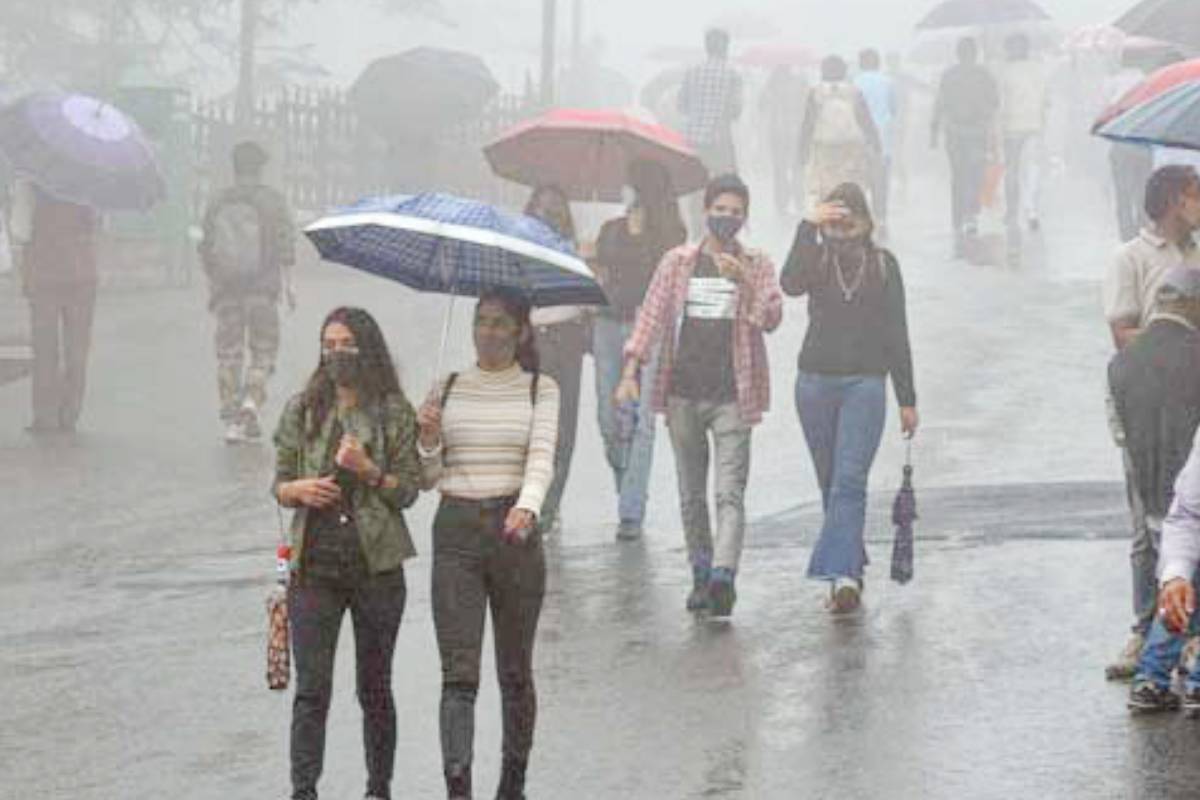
[678,28,744,231]
[853,49,896,235]
[1112,270,1200,712]
[524,184,587,535]
[1104,63,1151,241]
[1128,424,1200,714]
[799,55,881,216]
[416,287,560,800]
[997,34,1050,235]
[199,140,296,443]
[272,307,422,800]
[931,38,999,258]
[593,160,688,541]
[12,177,99,433]
[616,174,783,618]
[1103,165,1200,680]
[781,182,918,614]
[759,65,807,217]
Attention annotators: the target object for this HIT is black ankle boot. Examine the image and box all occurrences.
[494,759,527,800]
[446,763,472,799]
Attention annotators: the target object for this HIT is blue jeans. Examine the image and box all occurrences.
[593,315,658,524]
[796,371,887,581]
[1134,613,1200,691]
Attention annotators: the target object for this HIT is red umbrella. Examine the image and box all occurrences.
[483,108,709,202]
[737,44,818,69]
[1094,57,1200,131]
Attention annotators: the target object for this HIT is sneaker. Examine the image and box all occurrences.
[1181,636,1200,676]
[707,568,737,619]
[827,578,862,614]
[686,562,711,613]
[224,420,246,444]
[1106,632,1145,682]
[615,521,643,542]
[1128,680,1181,713]
[240,399,262,441]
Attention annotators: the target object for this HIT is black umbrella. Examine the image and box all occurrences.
[890,442,917,585]
[916,0,1049,30]
[350,47,499,138]
[1115,0,1200,54]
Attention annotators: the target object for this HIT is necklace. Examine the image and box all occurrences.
[832,246,867,303]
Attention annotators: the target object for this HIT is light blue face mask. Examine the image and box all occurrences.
[620,184,637,209]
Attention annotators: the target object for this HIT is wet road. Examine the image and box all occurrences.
[2,161,1195,798]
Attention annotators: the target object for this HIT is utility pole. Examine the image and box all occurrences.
[236,0,258,130]
[540,0,556,107]
[571,0,583,67]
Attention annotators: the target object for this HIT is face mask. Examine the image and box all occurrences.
[707,214,744,244]
[325,351,360,387]
[620,184,637,209]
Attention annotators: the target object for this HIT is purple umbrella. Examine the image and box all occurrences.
[0,91,164,211]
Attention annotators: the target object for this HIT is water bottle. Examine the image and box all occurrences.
[266,543,292,691]
[275,543,291,585]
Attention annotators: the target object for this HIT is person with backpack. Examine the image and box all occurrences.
[416,286,561,800]
[199,140,296,443]
[781,182,918,614]
[272,307,422,800]
[798,55,881,217]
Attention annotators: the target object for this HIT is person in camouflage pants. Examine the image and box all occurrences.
[199,141,295,442]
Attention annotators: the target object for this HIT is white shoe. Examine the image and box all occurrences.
[224,420,247,444]
[240,399,262,441]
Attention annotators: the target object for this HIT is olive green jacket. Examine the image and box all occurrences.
[273,392,421,574]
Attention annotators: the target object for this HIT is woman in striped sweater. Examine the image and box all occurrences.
[416,286,561,800]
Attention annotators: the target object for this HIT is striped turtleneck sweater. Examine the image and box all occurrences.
[419,364,561,516]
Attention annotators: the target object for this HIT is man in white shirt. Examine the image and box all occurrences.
[997,34,1050,234]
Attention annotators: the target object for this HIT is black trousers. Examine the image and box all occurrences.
[289,566,406,800]
[432,498,546,778]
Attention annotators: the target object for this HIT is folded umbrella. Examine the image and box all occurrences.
[484,108,708,202]
[1095,81,1200,152]
[891,444,917,585]
[0,91,164,211]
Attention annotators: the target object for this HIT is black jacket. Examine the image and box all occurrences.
[1109,317,1200,519]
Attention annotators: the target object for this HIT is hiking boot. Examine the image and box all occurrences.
[224,419,246,444]
[240,399,262,441]
[827,578,862,614]
[615,521,643,542]
[1128,680,1181,713]
[1106,632,1145,682]
[686,561,712,612]
[445,763,471,799]
[495,759,526,800]
[707,569,737,619]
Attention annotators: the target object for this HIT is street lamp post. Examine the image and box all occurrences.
[236,0,258,130]
[540,0,556,107]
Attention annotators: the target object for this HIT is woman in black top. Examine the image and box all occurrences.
[780,182,918,614]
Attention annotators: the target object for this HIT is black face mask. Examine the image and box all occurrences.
[325,351,360,387]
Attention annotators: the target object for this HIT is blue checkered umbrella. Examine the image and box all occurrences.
[304,192,606,307]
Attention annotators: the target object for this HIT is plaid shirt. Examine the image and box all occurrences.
[624,243,783,425]
[678,59,744,147]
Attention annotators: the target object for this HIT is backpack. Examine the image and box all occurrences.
[208,197,266,284]
[810,82,866,147]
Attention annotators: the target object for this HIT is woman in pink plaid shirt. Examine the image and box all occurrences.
[615,174,783,618]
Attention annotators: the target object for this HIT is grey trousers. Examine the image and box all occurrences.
[666,397,752,572]
[29,291,95,430]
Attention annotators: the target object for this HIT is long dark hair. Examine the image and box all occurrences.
[476,286,539,374]
[302,307,404,440]
[524,184,577,246]
[629,159,687,250]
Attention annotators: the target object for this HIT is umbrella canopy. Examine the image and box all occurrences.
[1095,80,1200,151]
[916,0,1049,30]
[483,108,708,202]
[350,48,499,138]
[890,459,918,585]
[1094,57,1200,130]
[304,193,607,308]
[0,91,163,211]
[1115,0,1200,54]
